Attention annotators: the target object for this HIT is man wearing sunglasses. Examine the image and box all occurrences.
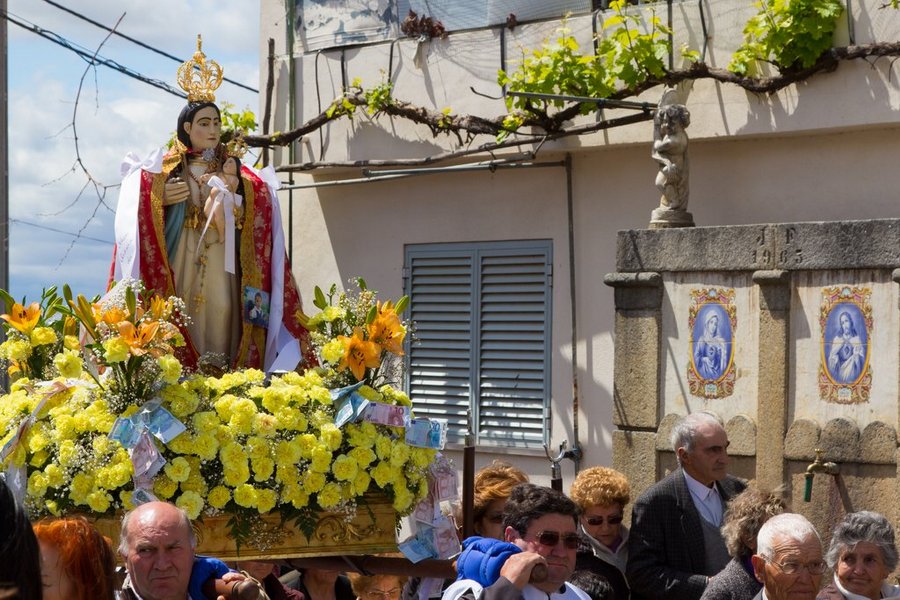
[626,412,746,600]
[445,483,591,600]
[750,513,824,600]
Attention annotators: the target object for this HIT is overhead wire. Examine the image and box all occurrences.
[10,219,113,245]
[38,0,259,94]
[2,10,187,98]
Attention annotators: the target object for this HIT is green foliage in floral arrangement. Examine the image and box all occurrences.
[299,277,409,390]
[496,1,671,141]
[729,0,844,75]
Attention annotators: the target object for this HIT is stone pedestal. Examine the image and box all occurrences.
[649,207,694,229]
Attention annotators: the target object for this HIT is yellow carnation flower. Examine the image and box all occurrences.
[310,445,333,473]
[27,472,48,497]
[321,338,345,364]
[331,454,358,482]
[157,354,183,384]
[0,339,32,362]
[256,488,277,514]
[87,489,112,513]
[253,413,278,438]
[252,457,275,481]
[193,434,219,461]
[30,327,57,346]
[153,475,178,499]
[302,471,326,493]
[176,491,205,520]
[102,337,130,363]
[164,457,191,483]
[208,486,231,509]
[53,349,83,378]
[319,423,342,451]
[64,335,80,350]
[370,461,393,488]
[317,482,342,509]
[233,484,258,508]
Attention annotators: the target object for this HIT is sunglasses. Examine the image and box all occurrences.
[583,515,623,526]
[533,531,580,550]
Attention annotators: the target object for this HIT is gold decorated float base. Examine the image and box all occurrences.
[92,495,397,561]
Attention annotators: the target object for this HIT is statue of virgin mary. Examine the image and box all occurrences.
[111,36,315,373]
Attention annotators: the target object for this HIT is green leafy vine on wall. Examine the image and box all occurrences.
[729,0,845,75]
[247,0,900,168]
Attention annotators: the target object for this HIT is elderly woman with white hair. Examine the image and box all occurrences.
[817,511,900,600]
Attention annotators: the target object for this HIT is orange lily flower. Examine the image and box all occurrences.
[98,306,130,326]
[117,321,161,356]
[367,301,406,356]
[338,327,382,381]
[1,302,41,334]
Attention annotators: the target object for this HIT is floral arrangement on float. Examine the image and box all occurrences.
[0,278,442,554]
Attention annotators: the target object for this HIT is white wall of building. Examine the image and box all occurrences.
[260,0,900,479]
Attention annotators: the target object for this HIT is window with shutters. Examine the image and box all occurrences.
[403,240,552,448]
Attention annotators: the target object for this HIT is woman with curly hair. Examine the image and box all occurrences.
[569,467,632,600]
[33,516,117,600]
[699,483,785,600]
[471,461,529,540]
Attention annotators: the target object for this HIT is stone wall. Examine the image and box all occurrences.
[605,219,900,541]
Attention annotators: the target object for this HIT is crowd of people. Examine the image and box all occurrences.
[0,412,897,600]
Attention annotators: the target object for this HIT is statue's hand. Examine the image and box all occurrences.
[164,177,190,205]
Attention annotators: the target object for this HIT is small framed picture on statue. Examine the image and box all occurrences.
[243,286,270,329]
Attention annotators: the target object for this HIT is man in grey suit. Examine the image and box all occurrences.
[750,513,824,600]
[626,412,746,600]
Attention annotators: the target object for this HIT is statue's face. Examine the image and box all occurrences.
[183,106,221,151]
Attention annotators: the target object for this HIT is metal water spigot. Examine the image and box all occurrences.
[803,448,839,502]
[545,440,582,492]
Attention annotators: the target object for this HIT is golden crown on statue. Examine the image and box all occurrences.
[176,35,223,103]
[226,135,249,159]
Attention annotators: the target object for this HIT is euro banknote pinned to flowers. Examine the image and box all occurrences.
[0,277,441,551]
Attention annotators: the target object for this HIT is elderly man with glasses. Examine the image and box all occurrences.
[751,513,825,600]
[444,483,591,600]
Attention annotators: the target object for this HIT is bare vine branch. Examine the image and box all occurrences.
[54,14,126,266]
[247,41,900,172]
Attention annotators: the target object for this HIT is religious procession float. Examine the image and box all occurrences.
[0,38,455,563]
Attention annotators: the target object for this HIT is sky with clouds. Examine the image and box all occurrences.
[6,0,271,303]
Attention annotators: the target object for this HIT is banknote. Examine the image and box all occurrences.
[330,381,364,403]
[130,431,165,480]
[130,487,159,506]
[334,391,370,428]
[405,418,447,449]
[145,405,186,443]
[362,402,409,427]
[412,493,438,524]
[435,468,458,501]
[108,417,141,449]
[398,537,435,563]
[432,516,461,559]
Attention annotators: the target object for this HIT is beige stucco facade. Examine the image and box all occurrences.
[259,0,900,491]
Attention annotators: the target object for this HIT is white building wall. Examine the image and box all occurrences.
[260,0,900,482]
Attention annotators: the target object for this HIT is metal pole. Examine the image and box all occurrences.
[1,0,9,392]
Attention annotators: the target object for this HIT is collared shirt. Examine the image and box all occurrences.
[121,574,190,600]
[683,470,724,527]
